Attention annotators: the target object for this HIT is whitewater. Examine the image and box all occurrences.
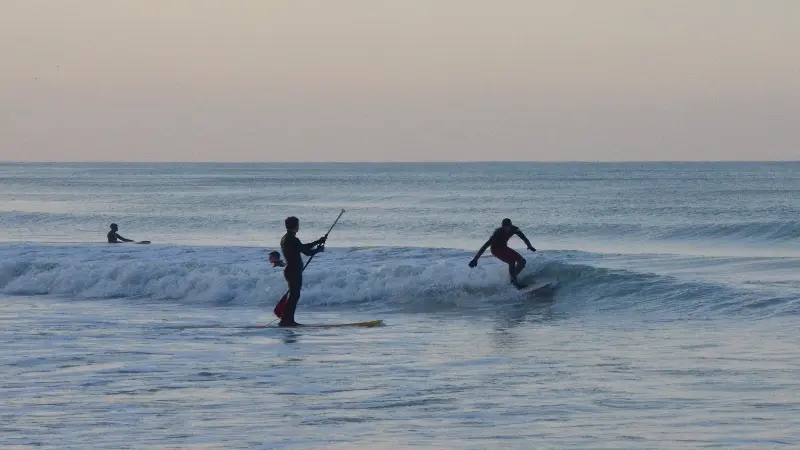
[2,162,800,449]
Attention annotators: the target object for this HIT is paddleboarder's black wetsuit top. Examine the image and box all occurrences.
[280,232,323,272]
[279,232,324,325]
[107,230,133,243]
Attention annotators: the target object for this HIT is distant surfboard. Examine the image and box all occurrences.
[136,241,151,244]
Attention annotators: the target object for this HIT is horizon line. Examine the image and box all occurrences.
[2,160,799,164]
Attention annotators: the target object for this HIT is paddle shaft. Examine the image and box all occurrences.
[278,208,345,299]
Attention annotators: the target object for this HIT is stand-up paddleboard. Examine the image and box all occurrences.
[177,320,384,331]
[300,319,384,328]
[251,320,384,329]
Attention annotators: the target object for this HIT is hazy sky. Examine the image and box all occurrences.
[1,0,798,162]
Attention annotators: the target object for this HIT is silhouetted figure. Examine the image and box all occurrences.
[279,216,326,327]
[469,218,536,287]
[107,223,134,243]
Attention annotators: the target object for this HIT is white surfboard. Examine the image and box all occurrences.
[517,282,551,294]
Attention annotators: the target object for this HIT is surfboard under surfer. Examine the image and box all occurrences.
[469,218,536,288]
[278,216,327,327]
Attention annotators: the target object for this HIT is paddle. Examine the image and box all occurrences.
[273,209,346,318]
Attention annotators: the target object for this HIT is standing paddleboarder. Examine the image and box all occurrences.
[469,218,536,288]
[278,216,327,327]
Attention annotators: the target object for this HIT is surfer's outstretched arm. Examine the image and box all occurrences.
[474,239,491,259]
[469,237,493,267]
[515,229,536,251]
[116,233,134,243]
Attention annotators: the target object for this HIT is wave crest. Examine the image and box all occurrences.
[1,244,796,318]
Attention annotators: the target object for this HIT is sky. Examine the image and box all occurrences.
[1,0,798,162]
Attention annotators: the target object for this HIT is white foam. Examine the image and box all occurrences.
[0,244,519,308]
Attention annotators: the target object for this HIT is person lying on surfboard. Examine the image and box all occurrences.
[268,251,285,267]
[279,216,327,327]
[107,223,135,243]
[469,218,536,288]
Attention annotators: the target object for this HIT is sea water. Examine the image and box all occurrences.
[1,162,799,449]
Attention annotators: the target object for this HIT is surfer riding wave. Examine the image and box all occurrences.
[469,218,536,288]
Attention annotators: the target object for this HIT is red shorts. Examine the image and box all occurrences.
[491,246,522,264]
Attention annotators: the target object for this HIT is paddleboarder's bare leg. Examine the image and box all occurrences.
[280,272,302,327]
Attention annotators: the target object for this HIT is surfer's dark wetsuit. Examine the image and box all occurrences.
[107,224,134,243]
[469,218,536,286]
[279,230,326,326]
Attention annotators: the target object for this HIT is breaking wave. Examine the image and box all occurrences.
[0,243,797,318]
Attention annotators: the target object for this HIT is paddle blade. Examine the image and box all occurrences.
[273,294,288,318]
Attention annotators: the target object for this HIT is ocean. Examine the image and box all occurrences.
[1,162,799,449]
